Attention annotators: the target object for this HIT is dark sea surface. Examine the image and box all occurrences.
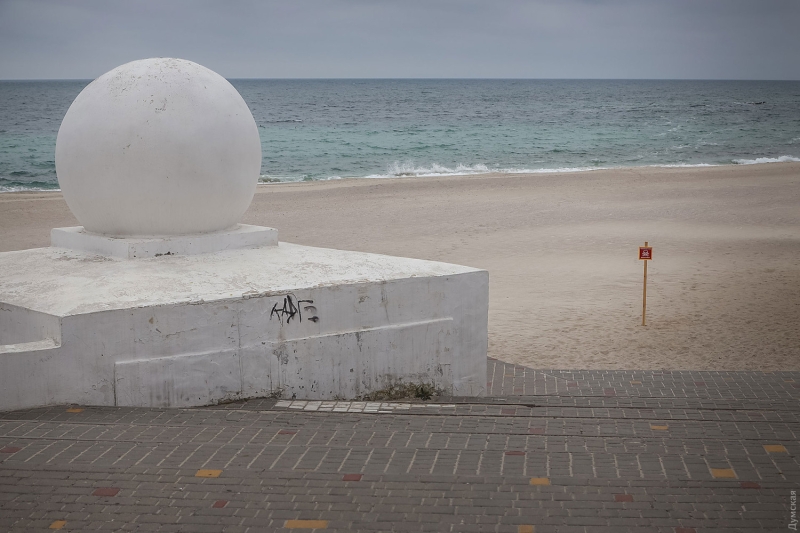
[1,79,799,191]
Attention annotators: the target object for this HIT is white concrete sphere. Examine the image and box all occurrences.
[55,58,261,236]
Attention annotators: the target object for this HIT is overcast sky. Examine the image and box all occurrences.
[1,0,798,80]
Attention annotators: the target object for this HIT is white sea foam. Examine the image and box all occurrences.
[259,174,343,184]
[655,163,718,168]
[732,155,800,165]
[254,156,799,186]
[0,185,61,193]
[256,163,609,183]
[366,162,493,178]
[362,162,607,179]
[259,175,303,183]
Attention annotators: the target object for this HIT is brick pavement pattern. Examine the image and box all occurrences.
[1,358,798,532]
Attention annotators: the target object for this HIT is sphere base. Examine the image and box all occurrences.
[50,224,278,259]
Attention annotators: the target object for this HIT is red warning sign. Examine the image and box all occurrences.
[638,246,653,260]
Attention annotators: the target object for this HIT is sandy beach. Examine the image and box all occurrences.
[1,162,798,371]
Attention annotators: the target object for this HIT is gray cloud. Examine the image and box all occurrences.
[1,0,798,79]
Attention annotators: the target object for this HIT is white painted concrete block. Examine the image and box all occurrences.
[115,350,241,407]
[0,242,488,410]
[0,302,61,345]
[242,318,453,400]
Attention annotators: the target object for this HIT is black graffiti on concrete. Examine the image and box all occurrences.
[270,294,318,324]
[303,305,319,323]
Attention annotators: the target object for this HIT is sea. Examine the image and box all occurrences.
[1,79,799,192]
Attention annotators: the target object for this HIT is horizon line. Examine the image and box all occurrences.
[1,77,799,82]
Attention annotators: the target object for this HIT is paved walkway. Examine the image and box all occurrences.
[1,359,798,532]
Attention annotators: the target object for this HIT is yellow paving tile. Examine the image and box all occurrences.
[195,469,223,478]
[630,380,642,385]
[66,408,83,413]
[650,424,669,431]
[285,519,329,529]
[711,468,736,478]
[49,521,67,529]
[763,444,787,453]
[518,526,535,533]
[529,477,550,485]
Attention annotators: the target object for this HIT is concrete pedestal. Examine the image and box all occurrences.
[0,235,488,410]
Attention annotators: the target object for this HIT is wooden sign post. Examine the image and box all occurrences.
[638,242,653,326]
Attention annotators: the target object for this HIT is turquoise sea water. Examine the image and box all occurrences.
[1,79,799,191]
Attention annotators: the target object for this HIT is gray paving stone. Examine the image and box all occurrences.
[1,359,798,531]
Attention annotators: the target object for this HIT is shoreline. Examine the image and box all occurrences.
[3,158,800,195]
[2,161,799,371]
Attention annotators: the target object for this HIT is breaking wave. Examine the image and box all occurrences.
[363,162,606,179]
[732,155,800,165]
[0,179,60,193]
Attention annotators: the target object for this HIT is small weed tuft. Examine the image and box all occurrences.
[359,382,441,402]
